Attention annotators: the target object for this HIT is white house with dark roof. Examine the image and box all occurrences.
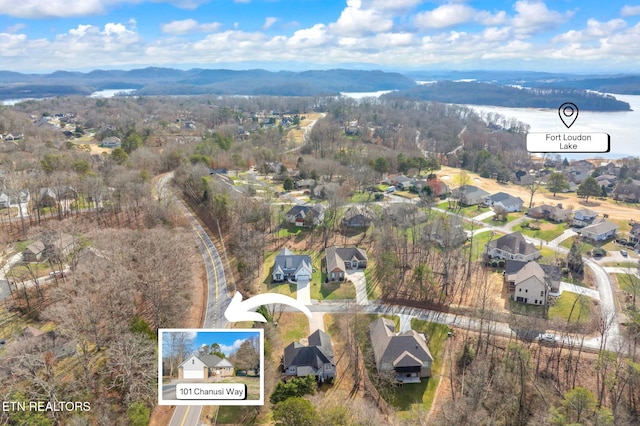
[178,354,234,379]
[283,329,335,383]
[483,192,524,212]
[284,204,325,227]
[485,232,541,262]
[451,185,490,206]
[629,223,640,247]
[572,208,598,227]
[325,246,367,281]
[579,219,618,242]
[505,261,551,305]
[341,205,375,228]
[272,248,312,282]
[369,317,433,383]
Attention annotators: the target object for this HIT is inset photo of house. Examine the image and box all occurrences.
[158,329,264,406]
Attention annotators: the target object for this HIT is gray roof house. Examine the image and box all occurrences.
[483,192,524,212]
[485,232,541,262]
[0,191,9,208]
[424,215,467,248]
[572,208,598,227]
[504,260,559,305]
[23,240,46,262]
[178,354,234,380]
[325,246,367,282]
[579,219,618,242]
[272,248,312,282]
[370,317,433,383]
[527,204,572,223]
[451,185,490,206]
[283,329,335,383]
[284,204,325,227]
[341,206,375,228]
[629,223,640,246]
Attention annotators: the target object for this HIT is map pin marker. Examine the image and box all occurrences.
[558,102,579,128]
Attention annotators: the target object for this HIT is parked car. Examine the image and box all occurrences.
[539,333,558,345]
[621,250,628,257]
[385,186,396,193]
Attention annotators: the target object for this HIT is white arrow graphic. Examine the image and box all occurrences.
[224,291,312,323]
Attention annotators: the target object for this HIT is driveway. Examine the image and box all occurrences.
[549,229,578,246]
[472,210,495,221]
[548,282,601,300]
[296,278,311,305]
[345,270,369,305]
[308,312,325,333]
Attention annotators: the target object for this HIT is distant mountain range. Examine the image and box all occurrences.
[0,67,637,111]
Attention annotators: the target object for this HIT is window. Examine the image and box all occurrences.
[540,291,544,296]
[534,299,538,304]
[525,289,528,293]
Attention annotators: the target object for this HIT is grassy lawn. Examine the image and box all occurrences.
[458,205,491,218]
[279,312,310,343]
[363,257,381,299]
[549,292,592,324]
[273,224,306,239]
[484,212,522,225]
[617,273,640,293]
[469,230,496,261]
[349,191,375,203]
[8,262,52,280]
[510,300,546,318]
[15,240,33,252]
[513,221,567,241]
[394,191,419,200]
[311,278,356,300]
[392,319,451,417]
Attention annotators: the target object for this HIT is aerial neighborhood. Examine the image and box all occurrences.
[2,80,640,425]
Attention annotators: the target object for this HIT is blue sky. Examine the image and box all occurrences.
[1,1,640,73]
[171,330,260,357]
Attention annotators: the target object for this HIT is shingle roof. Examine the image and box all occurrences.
[325,246,368,274]
[509,261,546,284]
[369,318,432,373]
[582,219,619,235]
[488,232,539,256]
[283,330,335,371]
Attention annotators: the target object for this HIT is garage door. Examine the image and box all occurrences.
[183,369,204,379]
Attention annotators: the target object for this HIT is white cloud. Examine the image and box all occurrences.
[161,19,222,35]
[414,4,506,30]
[330,0,393,35]
[621,5,640,17]
[219,339,245,356]
[262,17,278,30]
[287,24,330,48]
[414,4,475,29]
[5,23,27,34]
[511,1,572,36]
[0,0,107,18]
[552,19,627,43]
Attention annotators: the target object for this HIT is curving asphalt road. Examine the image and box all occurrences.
[158,173,231,426]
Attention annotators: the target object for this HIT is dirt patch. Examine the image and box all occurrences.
[149,405,174,426]
[437,166,640,222]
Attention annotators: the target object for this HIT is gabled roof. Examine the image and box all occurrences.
[342,206,374,221]
[178,353,233,369]
[283,329,335,371]
[630,223,640,237]
[369,318,432,373]
[487,232,539,256]
[509,261,546,284]
[325,246,368,273]
[273,248,312,275]
[574,208,598,217]
[581,219,618,235]
[486,192,522,204]
[24,240,45,255]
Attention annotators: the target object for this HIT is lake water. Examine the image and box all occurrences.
[460,94,640,159]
